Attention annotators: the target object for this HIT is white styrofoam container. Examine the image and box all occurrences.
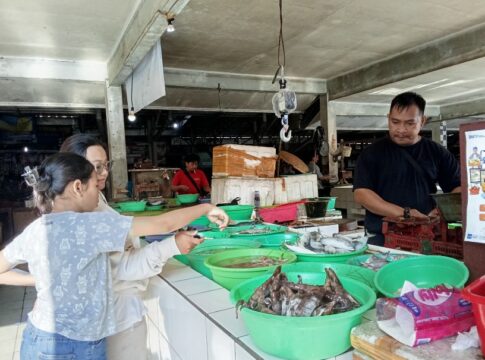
[211,177,276,206]
[274,174,318,204]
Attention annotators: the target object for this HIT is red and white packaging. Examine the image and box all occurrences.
[377,282,476,346]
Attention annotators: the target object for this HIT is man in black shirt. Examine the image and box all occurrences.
[353,92,461,246]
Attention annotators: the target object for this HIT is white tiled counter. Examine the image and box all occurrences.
[144,257,374,360]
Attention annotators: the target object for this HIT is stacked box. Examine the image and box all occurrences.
[212,144,277,178]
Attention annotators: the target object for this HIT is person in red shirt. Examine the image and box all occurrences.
[171,153,211,195]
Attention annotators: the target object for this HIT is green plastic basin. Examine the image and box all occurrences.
[145,204,163,211]
[176,193,199,204]
[199,230,230,239]
[230,271,376,359]
[204,248,297,289]
[280,262,376,292]
[290,245,368,264]
[189,215,210,227]
[375,255,469,298]
[186,238,261,279]
[117,200,146,212]
[250,232,300,248]
[226,224,287,238]
[218,205,254,220]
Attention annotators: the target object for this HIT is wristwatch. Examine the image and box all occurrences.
[403,207,411,219]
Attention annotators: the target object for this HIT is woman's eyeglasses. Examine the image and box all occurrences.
[93,161,113,175]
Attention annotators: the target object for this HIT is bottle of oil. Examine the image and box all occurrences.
[254,190,261,208]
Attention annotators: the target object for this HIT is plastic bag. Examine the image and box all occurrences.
[377,283,476,347]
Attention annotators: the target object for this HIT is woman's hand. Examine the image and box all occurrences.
[174,231,203,254]
[206,206,229,229]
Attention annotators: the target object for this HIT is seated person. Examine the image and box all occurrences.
[171,153,211,195]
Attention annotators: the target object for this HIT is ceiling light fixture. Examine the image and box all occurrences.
[173,122,179,129]
[167,17,175,33]
[128,71,136,122]
[23,146,29,153]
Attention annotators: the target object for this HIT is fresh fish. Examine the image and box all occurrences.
[236,266,360,318]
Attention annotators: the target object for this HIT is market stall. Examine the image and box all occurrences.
[144,243,481,360]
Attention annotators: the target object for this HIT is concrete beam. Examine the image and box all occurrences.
[107,0,191,86]
[327,23,485,100]
[329,102,440,117]
[306,101,440,129]
[164,67,327,94]
[440,97,485,120]
[0,57,106,81]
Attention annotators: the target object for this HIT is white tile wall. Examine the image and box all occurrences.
[146,317,183,360]
[174,276,222,296]
[210,308,249,338]
[188,288,233,314]
[205,319,236,360]
[155,281,208,360]
[235,343,258,360]
[238,336,285,360]
[161,263,203,283]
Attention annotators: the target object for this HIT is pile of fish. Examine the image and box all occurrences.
[296,231,367,254]
[236,266,360,317]
[222,256,288,269]
[357,252,410,271]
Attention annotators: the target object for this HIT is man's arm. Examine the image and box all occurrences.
[354,188,428,219]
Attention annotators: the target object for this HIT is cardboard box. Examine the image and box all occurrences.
[212,144,277,178]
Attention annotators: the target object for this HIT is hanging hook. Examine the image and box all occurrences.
[280,124,292,142]
[280,115,291,142]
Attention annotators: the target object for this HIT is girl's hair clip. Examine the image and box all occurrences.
[22,166,40,186]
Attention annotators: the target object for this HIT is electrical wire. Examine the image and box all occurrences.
[277,0,286,70]
[130,70,134,109]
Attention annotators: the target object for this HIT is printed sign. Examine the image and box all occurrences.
[465,129,485,243]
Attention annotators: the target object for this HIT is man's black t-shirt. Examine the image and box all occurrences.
[353,136,460,235]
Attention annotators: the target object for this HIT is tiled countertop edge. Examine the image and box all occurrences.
[158,258,265,360]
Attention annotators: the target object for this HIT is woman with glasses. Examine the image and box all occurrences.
[59,134,190,360]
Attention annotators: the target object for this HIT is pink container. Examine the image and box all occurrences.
[258,201,305,223]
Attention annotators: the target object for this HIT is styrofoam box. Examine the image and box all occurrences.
[211,177,276,206]
[274,174,318,204]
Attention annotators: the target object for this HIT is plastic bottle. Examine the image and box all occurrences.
[254,190,261,208]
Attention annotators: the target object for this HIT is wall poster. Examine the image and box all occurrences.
[465,129,485,243]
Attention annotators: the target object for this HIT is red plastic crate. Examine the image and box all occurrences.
[431,241,463,259]
[385,233,422,253]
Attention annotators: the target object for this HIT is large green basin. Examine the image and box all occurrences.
[186,238,261,279]
[375,255,469,298]
[290,245,368,263]
[230,271,376,359]
[250,232,300,248]
[218,205,254,220]
[204,248,296,289]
